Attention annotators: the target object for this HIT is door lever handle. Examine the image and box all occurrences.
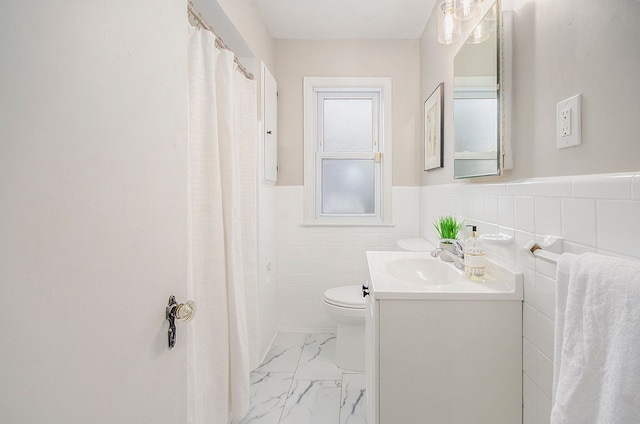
[166,296,196,349]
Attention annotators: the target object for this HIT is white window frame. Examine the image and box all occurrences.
[303,77,392,225]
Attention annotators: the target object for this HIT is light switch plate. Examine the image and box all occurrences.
[556,94,582,149]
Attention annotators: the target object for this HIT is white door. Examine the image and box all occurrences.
[0,1,188,422]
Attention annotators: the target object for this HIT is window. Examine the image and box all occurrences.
[303,77,392,225]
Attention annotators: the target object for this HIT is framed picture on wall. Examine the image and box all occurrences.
[424,82,444,171]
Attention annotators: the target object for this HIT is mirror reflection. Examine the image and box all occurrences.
[454,3,500,178]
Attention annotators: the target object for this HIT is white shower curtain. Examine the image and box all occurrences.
[186,24,258,423]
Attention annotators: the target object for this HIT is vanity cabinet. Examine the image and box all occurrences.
[366,296,521,424]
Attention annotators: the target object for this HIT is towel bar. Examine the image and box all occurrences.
[524,239,561,264]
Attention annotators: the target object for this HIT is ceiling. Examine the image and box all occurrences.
[253,0,437,40]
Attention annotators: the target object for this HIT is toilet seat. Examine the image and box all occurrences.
[324,286,366,309]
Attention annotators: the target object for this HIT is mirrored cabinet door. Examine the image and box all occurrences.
[453,0,511,179]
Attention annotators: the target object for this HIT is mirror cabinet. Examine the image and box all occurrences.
[453,0,512,178]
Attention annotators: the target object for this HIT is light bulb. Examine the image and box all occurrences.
[438,0,461,44]
[462,0,472,18]
[455,0,480,21]
[444,11,455,43]
[467,22,490,44]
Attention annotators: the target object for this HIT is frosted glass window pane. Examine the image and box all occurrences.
[454,98,497,153]
[322,159,375,214]
[323,99,373,152]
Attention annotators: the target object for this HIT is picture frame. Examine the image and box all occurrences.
[424,82,444,171]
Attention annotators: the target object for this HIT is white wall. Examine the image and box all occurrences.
[275,39,422,186]
[420,172,640,424]
[0,0,188,422]
[419,0,640,185]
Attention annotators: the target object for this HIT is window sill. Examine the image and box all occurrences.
[301,221,396,227]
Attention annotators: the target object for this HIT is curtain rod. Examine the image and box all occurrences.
[187,2,255,80]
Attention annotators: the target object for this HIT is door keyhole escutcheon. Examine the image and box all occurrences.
[166,295,196,349]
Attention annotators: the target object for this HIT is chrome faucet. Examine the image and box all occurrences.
[430,239,465,270]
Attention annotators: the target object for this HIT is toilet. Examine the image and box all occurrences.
[323,240,431,371]
[323,285,366,371]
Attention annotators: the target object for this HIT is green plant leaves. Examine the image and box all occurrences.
[432,215,464,240]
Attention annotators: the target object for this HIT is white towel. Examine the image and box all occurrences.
[552,252,577,401]
[551,252,640,424]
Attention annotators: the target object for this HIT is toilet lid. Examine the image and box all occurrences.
[396,238,431,252]
[324,285,366,309]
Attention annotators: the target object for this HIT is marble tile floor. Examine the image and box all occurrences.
[234,332,367,424]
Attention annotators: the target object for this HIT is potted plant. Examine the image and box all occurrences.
[432,215,464,261]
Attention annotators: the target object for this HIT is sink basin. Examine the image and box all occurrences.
[366,251,523,300]
[385,257,461,286]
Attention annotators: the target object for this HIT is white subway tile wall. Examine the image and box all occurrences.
[534,197,562,237]
[419,172,640,424]
[597,200,640,257]
[561,198,597,247]
[275,186,421,332]
[572,174,632,200]
[258,182,279,361]
[273,172,640,424]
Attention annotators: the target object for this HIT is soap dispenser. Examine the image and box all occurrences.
[464,225,485,281]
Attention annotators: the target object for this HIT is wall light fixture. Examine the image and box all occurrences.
[438,0,461,44]
[438,0,484,45]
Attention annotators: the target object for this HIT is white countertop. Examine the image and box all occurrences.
[366,250,524,301]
